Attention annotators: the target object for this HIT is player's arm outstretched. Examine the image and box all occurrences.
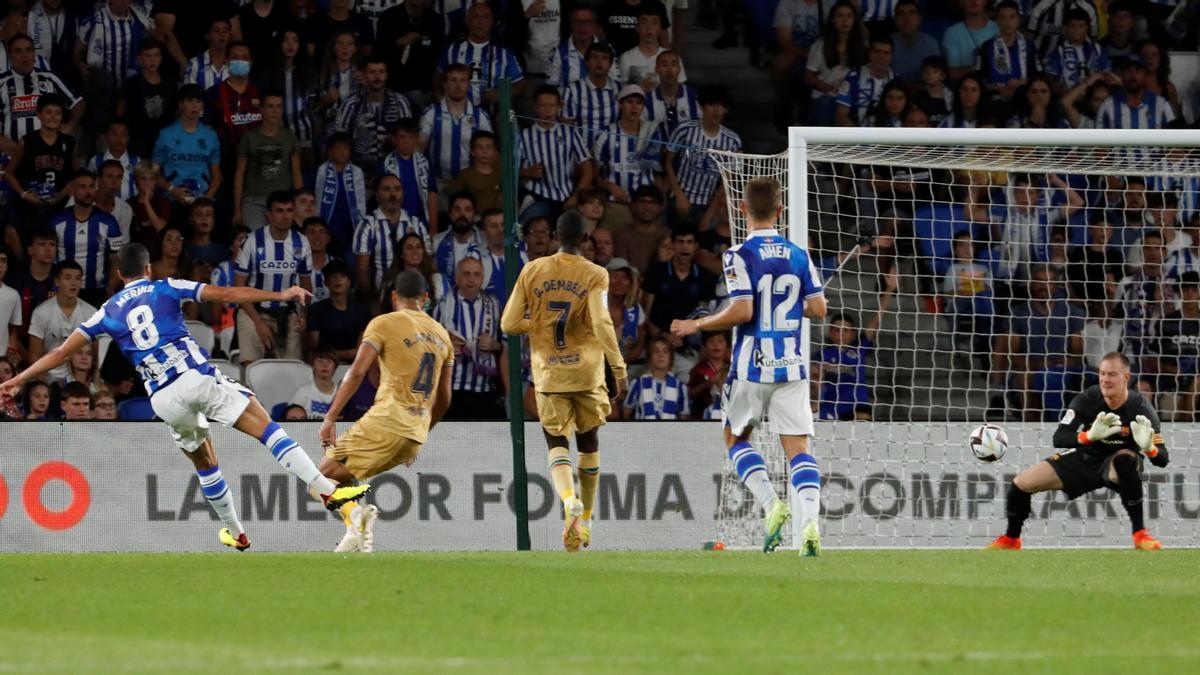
[0,330,92,397]
[200,284,312,307]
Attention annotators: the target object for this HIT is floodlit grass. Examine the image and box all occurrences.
[2,550,1198,673]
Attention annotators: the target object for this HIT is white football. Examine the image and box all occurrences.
[968,423,1008,463]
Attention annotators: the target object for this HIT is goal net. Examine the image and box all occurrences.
[710,127,1200,549]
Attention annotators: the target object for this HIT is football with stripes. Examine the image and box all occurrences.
[968,424,1008,463]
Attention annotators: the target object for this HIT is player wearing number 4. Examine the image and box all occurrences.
[318,271,455,553]
[0,244,370,552]
[988,351,1169,551]
[501,211,628,553]
[672,177,827,556]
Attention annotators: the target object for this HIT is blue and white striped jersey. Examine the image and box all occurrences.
[1096,91,1176,129]
[434,290,501,393]
[473,244,526,304]
[356,0,403,31]
[561,77,619,148]
[592,122,666,196]
[77,278,216,395]
[643,85,700,139]
[519,122,588,202]
[835,66,895,125]
[724,228,824,383]
[86,150,139,201]
[79,4,153,85]
[184,51,229,91]
[668,121,742,206]
[625,372,689,420]
[381,150,436,224]
[280,68,315,144]
[858,0,901,21]
[419,99,493,180]
[234,228,313,310]
[1044,39,1109,90]
[437,40,524,107]
[50,208,127,289]
[353,207,431,290]
[0,69,79,140]
[546,39,596,87]
[330,90,413,165]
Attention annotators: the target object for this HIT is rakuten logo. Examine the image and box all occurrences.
[230,112,262,126]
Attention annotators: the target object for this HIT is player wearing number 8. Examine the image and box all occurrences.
[318,271,455,552]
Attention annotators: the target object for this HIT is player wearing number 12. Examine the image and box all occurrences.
[501,211,628,553]
[672,177,827,556]
[0,244,370,551]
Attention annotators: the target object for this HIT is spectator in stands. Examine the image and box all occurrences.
[1097,54,1175,129]
[86,119,137,201]
[437,256,504,419]
[1026,0,1098,59]
[382,118,437,229]
[643,223,717,346]
[314,133,366,249]
[1139,38,1183,121]
[1043,8,1109,93]
[129,161,169,246]
[865,79,911,127]
[578,188,607,230]
[234,92,302,230]
[806,0,867,125]
[233,191,313,365]
[815,271,897,421]
[1007,74,1070,129]
[294,187,318,226]
[942,0,996,82]
[620,6,687,91]
[1154,271,1200,421]
[834,34,895,127]
[642,50,698,138]
[90,391,117,420]
[330,56,411,171]
[978,1,1037,102]
[604,0,670,56]
[150,226,189,282]
[1101,1,1138,62]
[773,0,822,127]
[0,360,20,419]
[60,381,91,420]
[614,185,669,273]
[262,28,317,169]
[561,42,620,149]
[1118,230,1176,358]
[992,172,1083,287]
[889,0,939,83]
[185,17,231,90]
[687,330,729,420]
[1106,176,1148,244]
[29,0,81,76]
[547,5,604,88]
[0,250,18,361]
[60,339,98,395]
[154,85,222,205]
[475,208,523,303]
[446,131,502,213]
[433,192,483,280]
[290,347,338,418]
[421,63,493,186]
[75,0,154,92]
[49,171,125,306]
[316,31,362,124]
[1066,218,1123,314]
[623,336,688,419]
[204,41,262,182]
[119,39,177,159]
[12,228,57,355]
[394,231,449,308]
[591,224,616,268]
[607,257,646,364]
[209,225,248,357]
[231,0,292,65]
[302,218,333,302]
[375,0,443,110]
[912,55,951,126]
[282,404,306,420]
[0,33,82,142]
[940,72,988,128]
[9,94,75,220]
[943,232,995,356]
[665,85,742,221]
[519,86,592,221]
[29,261,96,382]
[436,3,524,107]
[94,160,133,243]
[186,198,227,267]
[593,85,666,217]
[1130,193,1191,270]
[20,380,51,419]
[521,0,562,83]
[354,174,429,299]
[306,0,372,61]
[522,216,556,261]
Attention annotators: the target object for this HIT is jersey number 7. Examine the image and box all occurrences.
[548,300,571,349]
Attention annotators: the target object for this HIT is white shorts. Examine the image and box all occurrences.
[150,368,253,452]
[723,378,814,437]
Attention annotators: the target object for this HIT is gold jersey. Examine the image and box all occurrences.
[359,308,454,444]
[501,251,626,393]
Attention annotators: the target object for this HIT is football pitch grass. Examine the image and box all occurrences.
[3,550,1199,674]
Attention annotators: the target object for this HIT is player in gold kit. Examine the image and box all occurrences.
[318,271,455,552]
[501,212,628,552]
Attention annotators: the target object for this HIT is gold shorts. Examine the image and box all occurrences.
[536,389,611,437]
[325,420,423,480]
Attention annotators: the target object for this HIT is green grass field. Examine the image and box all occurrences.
[3,550,1199,674]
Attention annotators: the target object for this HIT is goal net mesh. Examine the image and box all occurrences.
[709,141,1200,549]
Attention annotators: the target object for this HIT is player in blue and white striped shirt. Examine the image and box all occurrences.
[0,242,369,552]
[353,175,430,296]
[78,0,154,86]
[623,337,689,420]
[420,64,493,182]
[183,17,231,91]
[592,85,666,203]
[50,172,127,305]
[672,177,828,556]
[561,42,620,148]
[665,85,742,221]
[434,256,504,418]
[435,2,524,107]
[520,86,593,208]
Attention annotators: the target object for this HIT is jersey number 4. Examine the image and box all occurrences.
[411,352,435,397]
[548,300,571,349]
[127,306,160,349]
[756,274,801,332]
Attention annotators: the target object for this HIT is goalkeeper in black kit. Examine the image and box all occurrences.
[988,352,1169,551]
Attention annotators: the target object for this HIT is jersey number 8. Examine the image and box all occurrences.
[127,306,160,349]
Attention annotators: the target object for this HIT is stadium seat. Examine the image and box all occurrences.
[244,359,312,412]
[185,321,215,354]
[117,397,156,421]
[208,359,241,382]
[271,402,290,421]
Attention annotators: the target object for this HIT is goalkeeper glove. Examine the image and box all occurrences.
[1130,415,1168,466]
[1080,411,1122,444]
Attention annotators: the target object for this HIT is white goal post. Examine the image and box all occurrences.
[708,127,1200,549]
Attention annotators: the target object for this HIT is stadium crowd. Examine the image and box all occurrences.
[0,0,1199,424]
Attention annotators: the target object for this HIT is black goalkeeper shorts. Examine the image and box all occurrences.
[1044,449,1142,500]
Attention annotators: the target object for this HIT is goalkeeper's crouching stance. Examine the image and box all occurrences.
[989,352,1169,551]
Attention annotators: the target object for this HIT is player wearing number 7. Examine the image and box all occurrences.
[672,177,827,556]
[0,243,370,551]
[317,271,455,553]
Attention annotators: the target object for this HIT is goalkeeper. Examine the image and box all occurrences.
[989,351,1169,551]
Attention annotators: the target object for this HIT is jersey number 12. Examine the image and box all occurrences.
[756,273,801,332]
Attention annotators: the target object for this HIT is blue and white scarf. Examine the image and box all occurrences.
[316,161,366,227]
